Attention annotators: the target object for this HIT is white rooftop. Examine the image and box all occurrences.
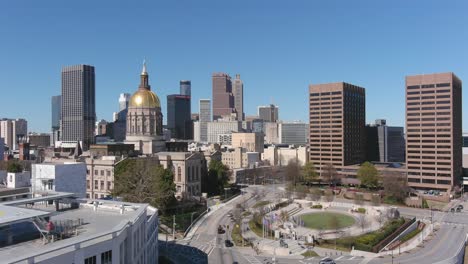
[0,205,50,227]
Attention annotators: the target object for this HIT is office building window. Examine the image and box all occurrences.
[94,180,98,189]
[100,181,104,190]
[85,256,97,264]
[101,250,112,264]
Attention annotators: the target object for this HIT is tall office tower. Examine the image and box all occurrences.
[258,104,279,122]
[180,80,191,96]
[119,93,131,111]
[212,73,235,120]
[406,73,462,191]
[0,118,28,150]
[199,99,211,142]
[232,74,244,121]
[278,121,308,146]
[61,65,96,150]
[309,82,366,175]
[51,95,61,145]
[167,94,192,139]
[365,119,405,162]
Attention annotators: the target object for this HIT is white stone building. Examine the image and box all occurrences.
[262,145,309,166]
[32,162,87,198]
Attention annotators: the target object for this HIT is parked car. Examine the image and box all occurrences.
[319,257,336,264]
[456,207,462,212]
[457,204,464,210]
[451,208,455,213]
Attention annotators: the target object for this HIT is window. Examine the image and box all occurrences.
[85,256,97,264]
[177,167,181,182]
[101,250,112,264]
[101,170,104,176]
[94,170,98,175]
[107,181,112,190]
[106,170,111,176]
[100,181,104,190]
[94,180,98,189]
[87,180,90,189]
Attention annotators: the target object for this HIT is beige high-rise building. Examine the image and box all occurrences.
[405,73,462,191]
[308,82,365,175]
[0,118,27,150]
[231,132,264,153]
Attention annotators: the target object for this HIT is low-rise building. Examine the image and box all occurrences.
[231,132,264,153]
[221,148,258,169]
[0,194,158,264]
[157,152,204,200]
[5,171,31,189]
[262,145,308,166]
[340,162,407,185]
[31,162,87,198]
[85,156,124,199]
[28,133,51,148]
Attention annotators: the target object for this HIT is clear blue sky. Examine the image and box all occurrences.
[1,0,467,133]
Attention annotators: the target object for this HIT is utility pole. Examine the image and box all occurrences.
[173,215,176,240]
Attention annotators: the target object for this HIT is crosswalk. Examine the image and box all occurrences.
[242,254,263,264]
[299,255,364,263]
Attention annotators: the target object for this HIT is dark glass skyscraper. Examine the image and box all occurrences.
[61,65,96,150]
[167,94,192,139]
[180,80,191,96]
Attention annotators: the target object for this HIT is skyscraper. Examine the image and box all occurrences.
[405,72,462,191]
[119,93,131,112]
[199,99,211,142]
[258,104,279,122]
[309,82,366,174]
[0,118,27,150]
[212,73,235,120]
[180,80,191,96]
[167,94,192,139]
[232,74,244,121]
[61,65,96,150]
[365,119,405,162]
[51,95,61,145]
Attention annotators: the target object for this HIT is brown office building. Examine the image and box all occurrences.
[405,73,462,191]
[212,73,235,120]
[308,82,366,175]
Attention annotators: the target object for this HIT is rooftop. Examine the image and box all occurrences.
[0,194,156,263]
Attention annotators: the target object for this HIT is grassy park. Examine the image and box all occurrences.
[301,212,356,230]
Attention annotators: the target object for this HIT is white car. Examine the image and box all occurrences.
[319,257,336,264]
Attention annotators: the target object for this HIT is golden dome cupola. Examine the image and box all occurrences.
[129,60,161,108]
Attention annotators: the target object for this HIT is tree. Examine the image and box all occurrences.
[207,160,230,195]
[371,194,381,206]
[357,214,369,231]
[383,172,408,203]
[357,162,380,188]
[112,158,177,214]
[286,160,301,187]
[7,162,23,173]
[324,189,334,202]
[280,210,289,224]
[376,211,387,227]
[322,163,337,186]
[301,162,318,184]
[309,188,322,201]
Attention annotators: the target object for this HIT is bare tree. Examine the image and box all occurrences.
[357,214,369,232]
[371,194,381,206]
[354,192,365,206]
[322,163,338,186]
[286,160,301,187]
[324,189,334,202]
[309,188,322,201]
[383,172,408,203]
[280,210,289,224]
[375,211,387,227]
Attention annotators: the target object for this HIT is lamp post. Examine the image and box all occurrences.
[224,188,230,200]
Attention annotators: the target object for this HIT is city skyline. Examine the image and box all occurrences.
[1,1,467,133]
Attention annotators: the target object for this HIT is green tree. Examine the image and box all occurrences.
[207,159,230,195]
[7,162,23,173]
[301,162,318,184]
[357,162,380,188]
[112,158,177,214]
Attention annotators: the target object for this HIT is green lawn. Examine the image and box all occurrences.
[231,223,249,247]
[253,200,270,208]
[301,212,355,230]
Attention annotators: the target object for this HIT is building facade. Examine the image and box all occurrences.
[51,95,61,145]
[85,156,123,199]
[180,80,191,96]
[232,74,244,121]
[405,72,462,191]
[61,65,96,150]
[207,120,243,143]
[212,73,235,120]
[125,63,165,154]
[309,82,366,174]
[28,133,51,148]
[258,104,279,122]
[278,121,308,146]
[0,118,28,150]
[262,145,308,166]
[167,94,192,139]
[365,119,405,163]
[231,132,264,153]
[199,99,211,142]
[31,162,87,197]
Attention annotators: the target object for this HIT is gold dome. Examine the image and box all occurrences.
[129,89,161,108]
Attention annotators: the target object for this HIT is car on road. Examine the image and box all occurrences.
[456,207,462,212]
[319,257,336,264]
[225,239,233,247]
[217,225,225,234]
[457,204,464,210]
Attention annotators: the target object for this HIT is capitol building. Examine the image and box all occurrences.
[125,62,166,154]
